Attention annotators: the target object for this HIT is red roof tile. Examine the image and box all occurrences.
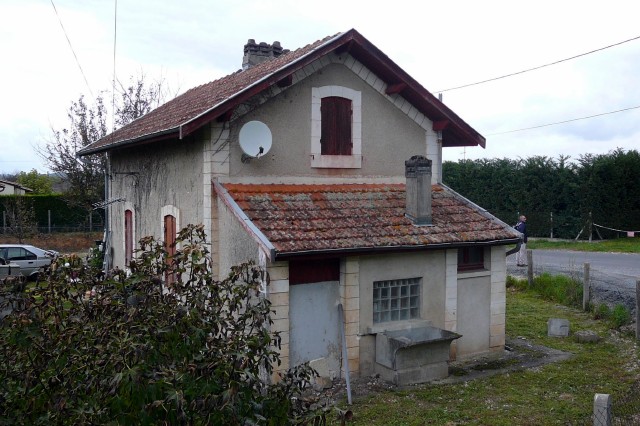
[221,183,519,256]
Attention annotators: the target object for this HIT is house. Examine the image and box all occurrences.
[0,180,32,195]
[79,29,520,385]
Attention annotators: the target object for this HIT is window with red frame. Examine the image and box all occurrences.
[457,247,485,271]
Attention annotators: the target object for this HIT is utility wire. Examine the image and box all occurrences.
[436,35,640,93]
[486,105,640,136]
[50,0,94,99]
[111,0,118,133]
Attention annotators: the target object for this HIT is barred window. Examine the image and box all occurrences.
[373,278,421,323]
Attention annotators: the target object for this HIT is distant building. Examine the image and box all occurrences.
[0,180,32,195]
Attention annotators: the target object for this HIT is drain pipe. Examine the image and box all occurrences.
[337,303,352,405]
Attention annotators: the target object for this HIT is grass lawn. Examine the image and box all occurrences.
[329,287,639,425]
[528,237,640,254]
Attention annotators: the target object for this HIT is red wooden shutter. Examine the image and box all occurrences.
[163,215,176,284]
[321,97,352,155]
[124,210,133,265]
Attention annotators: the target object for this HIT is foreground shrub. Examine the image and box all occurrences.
[0,224,326,425]
[611,304,631,328]
[592,303,631,329]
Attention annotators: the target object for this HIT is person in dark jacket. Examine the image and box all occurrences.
[506,215,528,266]
[514,215,528,266]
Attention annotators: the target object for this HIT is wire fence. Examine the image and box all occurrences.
[491,210,640,241]
[570,381,640,425]
[1,210,104,235]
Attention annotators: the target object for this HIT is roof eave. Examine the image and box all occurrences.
[78,128,180,156]
[178,32,347,139]
[213,180,277,261]
[274,238,521,260]
[82,28,485,154]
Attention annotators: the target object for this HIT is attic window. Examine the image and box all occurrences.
[311,86,361,168]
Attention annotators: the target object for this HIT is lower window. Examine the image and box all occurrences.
[373,278,421,323]
[457,247,485,271]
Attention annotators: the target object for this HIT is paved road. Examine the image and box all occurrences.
[507,249,640,314]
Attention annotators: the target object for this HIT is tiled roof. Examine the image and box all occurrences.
[221,183,519,256]
[79,29,485,156]
[79,34,340,154]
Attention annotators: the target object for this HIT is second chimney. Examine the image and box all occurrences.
[405,155,433,225]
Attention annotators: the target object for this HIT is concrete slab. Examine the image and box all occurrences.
[547,318,570,337]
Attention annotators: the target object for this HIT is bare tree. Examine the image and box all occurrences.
[115,73,169,127]
[39,95,108,210]
[38,74,170,210]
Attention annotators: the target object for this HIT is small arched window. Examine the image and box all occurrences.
[124,209,133,266]
[164,214,176,285]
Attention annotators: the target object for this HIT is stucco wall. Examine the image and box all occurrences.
[222,60,431,182]
[356,251,446,375]
[451,245,507,359]
[216,197,261,276]
[108,133,206,268]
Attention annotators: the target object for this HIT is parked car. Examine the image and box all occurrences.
[0,258,22,279]
[0,244,58,279]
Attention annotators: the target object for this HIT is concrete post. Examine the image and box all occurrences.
[636,280,639,341]
[593,393,611,426]
[583,263,590,311]
[527,250,533,287]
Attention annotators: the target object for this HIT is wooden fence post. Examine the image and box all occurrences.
[527,250,533,287]
[550,211,553,239]
[583,263,590,311]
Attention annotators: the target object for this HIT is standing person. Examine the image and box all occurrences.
[514,215,528,266]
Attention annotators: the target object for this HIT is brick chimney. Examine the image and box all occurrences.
[405,155,433,225]
[242,39,287,70]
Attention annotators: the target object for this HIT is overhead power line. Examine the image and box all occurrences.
[50,0,94,99]
[436,35,640,93]
[111,0,118,133]
[486,105,640,136]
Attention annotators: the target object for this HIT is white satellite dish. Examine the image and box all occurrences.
[239,121,272,160]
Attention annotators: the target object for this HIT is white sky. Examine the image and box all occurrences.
[1,0,640,174]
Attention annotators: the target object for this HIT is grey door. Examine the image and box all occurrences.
[289,280,341,378]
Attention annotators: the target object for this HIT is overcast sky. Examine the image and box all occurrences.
[2,0,640,174]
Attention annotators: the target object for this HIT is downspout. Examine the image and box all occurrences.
[103,153,112,270]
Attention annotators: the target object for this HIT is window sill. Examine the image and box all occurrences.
[366,319,432,335]
[457,269,491,278]
[311,154,362,169]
